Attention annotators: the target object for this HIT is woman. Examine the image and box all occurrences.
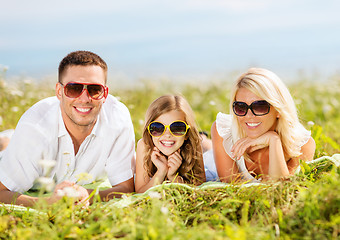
[211,68,315,182]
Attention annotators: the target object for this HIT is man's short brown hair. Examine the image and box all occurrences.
[58,51,108,84]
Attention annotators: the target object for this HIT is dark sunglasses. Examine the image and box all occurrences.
[60,82,107,100]
[233,100,270,116]
[148,121,190,137]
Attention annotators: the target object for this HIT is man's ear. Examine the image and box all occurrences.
[103,86,109,103]
[56,82,62,100]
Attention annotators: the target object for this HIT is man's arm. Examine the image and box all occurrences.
[0,181,90,207]
[88,177,134,202]
[0,181,38,207]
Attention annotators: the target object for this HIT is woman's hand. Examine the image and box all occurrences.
[231,131,279,160]
[151,147,168,175]
[167,150,183,181]
[231,131,290,178]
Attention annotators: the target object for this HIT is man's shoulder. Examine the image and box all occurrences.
[102,94,131,119]
[19,96,59,127]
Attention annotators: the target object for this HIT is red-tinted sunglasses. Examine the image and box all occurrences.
[60,82,108,100]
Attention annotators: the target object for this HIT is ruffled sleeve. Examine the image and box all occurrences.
[216,112,234,159]
[298,124,312,148]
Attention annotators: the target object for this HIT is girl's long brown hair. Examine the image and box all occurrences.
[142,95,204,185]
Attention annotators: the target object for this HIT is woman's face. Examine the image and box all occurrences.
[234,88,279,139]
[151,110,187,156]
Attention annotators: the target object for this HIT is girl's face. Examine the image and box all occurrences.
[151,110,187,156]
[235,88,279,139]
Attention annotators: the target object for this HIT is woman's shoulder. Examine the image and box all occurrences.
[215,112,233,139]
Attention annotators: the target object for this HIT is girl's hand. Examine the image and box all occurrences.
[151,147,168,175]
[231,131,280,160]
[167,150,183,181]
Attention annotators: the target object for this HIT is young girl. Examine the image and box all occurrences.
[211,68,316,182]
[135,95,206,193]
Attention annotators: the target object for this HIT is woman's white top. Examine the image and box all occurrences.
[215,112,311,182]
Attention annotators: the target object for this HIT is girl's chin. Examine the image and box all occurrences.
[159,148,178,157]
[160,151,174,157]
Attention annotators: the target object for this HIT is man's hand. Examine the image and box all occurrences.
[48,181,90,206]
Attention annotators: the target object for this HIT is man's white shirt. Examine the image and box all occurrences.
[0,95,136,193]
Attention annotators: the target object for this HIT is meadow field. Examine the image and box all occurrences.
[0,71,339,239]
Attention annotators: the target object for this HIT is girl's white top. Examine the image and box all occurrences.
[215,112,311,182]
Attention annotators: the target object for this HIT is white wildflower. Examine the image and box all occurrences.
[11,106,19,112]
[148,191,162,199]
[9,89,23,97]
[128,104,135,109]
[295,99,302,105]
[37,177,55,191]
[23,79,32,85]
[57,186,81,198]
[139,119,144,125]
[0,65,9,72]
[38,159,56,171]
[330,98,339,107]
[160,206,169,215]
[322,104,332,114]
[209,100,216,106]
[38,177,54,185]
[307,121,314,127]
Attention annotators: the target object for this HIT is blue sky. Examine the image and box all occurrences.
[1,0,340,82]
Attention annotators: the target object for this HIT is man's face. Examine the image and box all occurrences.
[56,65,107,133]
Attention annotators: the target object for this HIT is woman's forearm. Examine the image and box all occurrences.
[268,135,290,178]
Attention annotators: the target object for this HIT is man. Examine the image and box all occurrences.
[0,51,135,206]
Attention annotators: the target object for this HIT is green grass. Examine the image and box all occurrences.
[0,73,339,239]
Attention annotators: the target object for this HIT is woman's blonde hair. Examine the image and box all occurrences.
[230,67,306,160]
[142,95,204,184]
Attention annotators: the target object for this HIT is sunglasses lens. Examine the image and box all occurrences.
[170,121,187,136]
[64,83,84,98]
[252,100,270,115]
[64,83,105,99]
[233,102,248,116]
[149,122,165,137]
[87,84,105,99]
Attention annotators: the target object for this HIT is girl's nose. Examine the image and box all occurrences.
[163,126,172,136]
